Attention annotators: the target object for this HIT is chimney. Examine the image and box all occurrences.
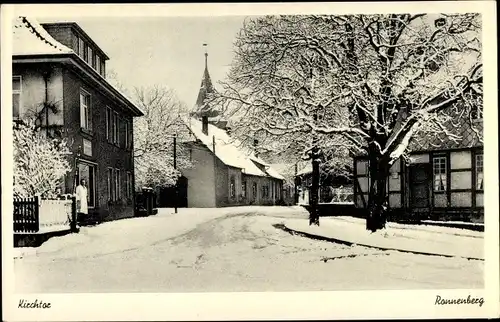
[226,127,232,135]
[202,116,209,135]
[253,139,259,157]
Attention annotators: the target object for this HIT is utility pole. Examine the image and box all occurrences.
[173,133,177,214]
[294,162,298,205]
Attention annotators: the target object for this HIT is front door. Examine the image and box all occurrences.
[409,163,431,209]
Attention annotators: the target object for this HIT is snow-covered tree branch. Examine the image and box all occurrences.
[13,120,72,198]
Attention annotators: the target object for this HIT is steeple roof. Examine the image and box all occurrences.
[193,50,219,117]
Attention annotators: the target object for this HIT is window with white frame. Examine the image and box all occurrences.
[433,156,447,191]
[12,76,22,118]
[476,153,483,190]
[80,90,91,130]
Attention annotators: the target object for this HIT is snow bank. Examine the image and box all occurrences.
[284,216,484,260]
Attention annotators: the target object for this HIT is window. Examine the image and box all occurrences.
[262,184,269,199]
[12,76,22,118]
[252,182,258,199]
[107,107,119,144]
[113,112,119,144]
[78,37,85,57]
[230,176,236,198]
[115,169,121,200]
[107,168,113,201]
[124,119,128,148]
[92,55,101,74]
[106,107,111,141]
[101,61,106,78]
[77,162,96,208]
[242,181,247,198]
[126,172,133,198]
[83,43,88,61]
[80,90,91,130]
[87,47,93,65]
[433,156,447,191]
[476,154,483,190]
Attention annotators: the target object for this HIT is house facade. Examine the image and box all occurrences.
[353,106,484,223]
[12,17,144,222]
[176,118,285,208]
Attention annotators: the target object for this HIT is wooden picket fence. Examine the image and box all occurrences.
[13,196,40,233]
[14,195,77,234]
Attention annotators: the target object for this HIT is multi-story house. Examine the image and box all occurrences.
[12,17,144,222]
[352,103,483,223]
[156,52,285,208]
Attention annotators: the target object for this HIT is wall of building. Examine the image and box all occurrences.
[62,67,135,221]
[13,63,64,127]
[41,25,73,50]
[353,147,484,223]
[182,143,216,207]
[216,165,243,207]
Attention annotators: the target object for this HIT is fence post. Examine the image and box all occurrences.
[34,195,40,233]
[70,196,78,232]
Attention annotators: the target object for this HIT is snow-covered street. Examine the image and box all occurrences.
[14,207,483,293]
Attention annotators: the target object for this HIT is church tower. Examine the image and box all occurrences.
[192,44,229,131]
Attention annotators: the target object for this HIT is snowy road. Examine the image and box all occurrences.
[14,207,483,293]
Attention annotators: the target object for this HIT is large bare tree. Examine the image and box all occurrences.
[133,85,193,189]
[214,14,483,231]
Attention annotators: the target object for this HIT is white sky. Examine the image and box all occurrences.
[38,16,247,108]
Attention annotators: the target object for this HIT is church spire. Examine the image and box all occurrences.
[194,43,218,117]
[204,43,208,70]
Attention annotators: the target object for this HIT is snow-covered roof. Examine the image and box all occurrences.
[297,163,313,176]
[184,117,285,180]
[13,16,73,56]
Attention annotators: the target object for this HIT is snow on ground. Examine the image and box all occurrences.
[14,206,483,293]
[284,216,484,260]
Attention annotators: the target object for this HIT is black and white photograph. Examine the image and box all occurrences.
[2,2,498,320]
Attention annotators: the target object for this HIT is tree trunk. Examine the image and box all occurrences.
[309,152,320,226]
[366,155,390,232]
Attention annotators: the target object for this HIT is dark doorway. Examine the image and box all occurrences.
[409,163,431,209]
[158,176,188,208]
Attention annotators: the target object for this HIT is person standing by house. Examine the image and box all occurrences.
[75,179,88,224]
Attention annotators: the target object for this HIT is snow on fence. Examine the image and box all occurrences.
[14,195,77,234]
[39,198,74,233]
